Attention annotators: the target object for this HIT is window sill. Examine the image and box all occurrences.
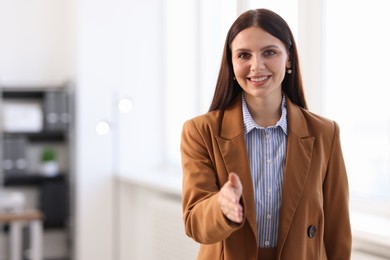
[116,168,182,197]
[351,211,390,258]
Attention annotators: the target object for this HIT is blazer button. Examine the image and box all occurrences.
[307,225,317,238]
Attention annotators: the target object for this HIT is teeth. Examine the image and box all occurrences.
[251,76,268,82]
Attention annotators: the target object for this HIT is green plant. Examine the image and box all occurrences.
[41,148,56,162]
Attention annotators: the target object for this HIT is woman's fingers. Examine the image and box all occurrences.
[218,172,244,223]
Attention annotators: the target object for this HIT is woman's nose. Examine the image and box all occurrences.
[251,56,265,71]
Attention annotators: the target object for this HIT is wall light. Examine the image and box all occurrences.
[95,121,110,135]
[118,98,133,114]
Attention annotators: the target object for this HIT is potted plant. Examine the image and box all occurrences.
[41,147,59,176]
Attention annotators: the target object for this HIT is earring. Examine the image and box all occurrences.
[287,69,292,74]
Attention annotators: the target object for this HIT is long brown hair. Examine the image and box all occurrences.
[209,8,307,111]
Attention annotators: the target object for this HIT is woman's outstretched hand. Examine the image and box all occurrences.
[218,172,243,223]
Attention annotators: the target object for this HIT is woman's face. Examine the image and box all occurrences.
[231,26,290,101]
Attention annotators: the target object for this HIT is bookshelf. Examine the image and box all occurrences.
[0,84,74,259]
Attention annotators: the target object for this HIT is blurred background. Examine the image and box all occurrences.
[0,0,389,259]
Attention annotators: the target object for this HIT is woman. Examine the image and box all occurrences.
[180,8,351,260]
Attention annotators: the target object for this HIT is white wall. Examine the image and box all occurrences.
[0,0,75,85]
[75,0,164,259]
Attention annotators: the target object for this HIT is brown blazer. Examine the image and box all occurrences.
[180,96,352,260]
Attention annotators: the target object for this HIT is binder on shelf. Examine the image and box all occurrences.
[58,91,70,128]
[44,91,69,132]
[3,137,28,174]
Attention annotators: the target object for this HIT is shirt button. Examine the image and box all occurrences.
[265,241,270,247]
[268,188,272,193]
[267,214,271,219]
[265,134,271,140]
[266,159,272,164]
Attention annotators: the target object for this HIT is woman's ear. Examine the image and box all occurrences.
[286,59,292,69]
[286,60,292,74]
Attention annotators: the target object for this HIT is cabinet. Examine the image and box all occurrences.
[0,85,74,259]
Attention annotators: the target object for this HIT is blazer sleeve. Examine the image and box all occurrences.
[323,122,352,259]
[180,119,243,244]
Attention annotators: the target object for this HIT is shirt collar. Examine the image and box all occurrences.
[242,93,288,135]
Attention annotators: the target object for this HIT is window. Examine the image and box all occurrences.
[163,0,236,166]
[324,0,390,215]
[244,0,298,36]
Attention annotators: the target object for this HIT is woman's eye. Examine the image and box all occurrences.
[264,50,276,56]
[238,53,250,59]
[265,50,276,56]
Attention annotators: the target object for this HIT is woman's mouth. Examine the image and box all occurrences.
[249,76,269,82]
[248,75,271,87]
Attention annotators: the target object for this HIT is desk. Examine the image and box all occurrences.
[0,210,43,260]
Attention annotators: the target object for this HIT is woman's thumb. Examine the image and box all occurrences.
[229,172,243,194]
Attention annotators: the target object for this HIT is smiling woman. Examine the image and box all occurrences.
[181,8,351,260]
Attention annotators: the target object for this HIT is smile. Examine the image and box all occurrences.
[249,76,269,82]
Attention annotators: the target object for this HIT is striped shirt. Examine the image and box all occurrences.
[242,94,288,248]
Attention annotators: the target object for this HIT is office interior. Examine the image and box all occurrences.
[0,0,389,259]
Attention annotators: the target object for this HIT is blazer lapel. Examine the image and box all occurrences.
[215,97,258,244]
[214,97,315,253]
[276,99,315,257]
